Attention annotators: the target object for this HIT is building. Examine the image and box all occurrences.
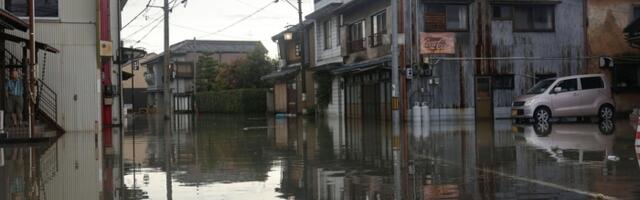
[1,0,124,132]
[587,1,640,113]
[263,22,316,115]
[144,40,267,113]
[122,53,156,113]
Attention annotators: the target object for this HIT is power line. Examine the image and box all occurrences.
[171,23,253,39]
[122,0,153,29]
[134,19,165,44]
[198,1,276,38]
[282,0,299,11]
[126,1,184,44]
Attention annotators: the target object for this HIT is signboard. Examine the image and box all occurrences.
[420,32,456,55]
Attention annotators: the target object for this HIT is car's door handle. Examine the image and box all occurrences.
[573,93,578,97]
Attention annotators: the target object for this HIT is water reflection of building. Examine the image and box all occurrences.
[410,120,640,199]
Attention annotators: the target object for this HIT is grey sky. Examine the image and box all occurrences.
[121,0,314,58]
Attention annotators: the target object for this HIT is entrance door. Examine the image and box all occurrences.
[287,82,298,114]
[475,76,493,119]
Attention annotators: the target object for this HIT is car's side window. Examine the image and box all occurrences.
[554,79,578,93]
[580,77,604,90]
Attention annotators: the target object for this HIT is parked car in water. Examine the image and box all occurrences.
[512,74,615,123]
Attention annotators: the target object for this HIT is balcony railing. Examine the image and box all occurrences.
[348,38,366,53]
[369,33,385,47]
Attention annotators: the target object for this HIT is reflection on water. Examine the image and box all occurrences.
[1,114,640,199]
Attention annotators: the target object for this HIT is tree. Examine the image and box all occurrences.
[215,49,276,89]
[195,56,224,91]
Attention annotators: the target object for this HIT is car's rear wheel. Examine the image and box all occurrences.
[598,104,615,121]
[534,107,551,123]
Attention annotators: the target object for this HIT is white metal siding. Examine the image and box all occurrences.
[5,0,101,131]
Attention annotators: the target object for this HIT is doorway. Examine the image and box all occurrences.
[475,76,493,119]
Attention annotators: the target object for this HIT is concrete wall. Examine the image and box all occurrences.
[4,0,103,131]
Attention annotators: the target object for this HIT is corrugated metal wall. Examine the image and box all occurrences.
[5,0,101,131]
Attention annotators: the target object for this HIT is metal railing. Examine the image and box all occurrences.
[36,80,57,123]
[369,33,385,47]
[348,38,366,53]
[4,49,23,67]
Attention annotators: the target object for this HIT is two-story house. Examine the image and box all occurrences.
[144,40,266,113]
[263,21,316,115]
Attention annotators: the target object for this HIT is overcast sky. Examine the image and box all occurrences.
[121,0,314,58]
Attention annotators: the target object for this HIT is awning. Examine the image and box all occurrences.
[311,62,342,72]
[261,67,299,81]
[306,3,342,19]
[332,55,391,74]
[0,9,27,31]
[122,71,134,80]
[0,32,59,53]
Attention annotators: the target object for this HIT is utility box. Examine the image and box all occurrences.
[100,41,113,57]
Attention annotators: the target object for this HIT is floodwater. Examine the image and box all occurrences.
[1,114,639,199]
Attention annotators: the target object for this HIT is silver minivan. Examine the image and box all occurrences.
[512,74,615,122]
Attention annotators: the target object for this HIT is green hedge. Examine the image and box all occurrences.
[195,89,267,113]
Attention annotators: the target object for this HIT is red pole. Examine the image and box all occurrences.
[100,0,113,146]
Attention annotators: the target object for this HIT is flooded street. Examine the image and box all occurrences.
[1,114,640,199]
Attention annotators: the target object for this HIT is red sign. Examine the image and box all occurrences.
[420,32,456,55]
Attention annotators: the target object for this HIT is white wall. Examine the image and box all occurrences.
[5,0,103,131]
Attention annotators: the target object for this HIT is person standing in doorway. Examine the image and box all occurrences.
[5,69,24,127]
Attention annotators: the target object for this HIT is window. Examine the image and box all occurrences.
[492,5,512,20]
[580,77,604,90]
[323,20,332,49]
[370,11,386,47]
[634,6,640,20]
[5,0,59,18]
[493,74,514,89]
[425,4,468,32]
[336,16,342,46]
[535,73,556,83]
[613,63,640,91]
[514,5,555,32]
[349,20,365,52]
[553,79,578,93]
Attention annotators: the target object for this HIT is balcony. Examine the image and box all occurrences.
[369,33,385,47]
[348,38,366,53]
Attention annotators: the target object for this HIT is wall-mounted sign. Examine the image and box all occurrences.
[420,32,456,55]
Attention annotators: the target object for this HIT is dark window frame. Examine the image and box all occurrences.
[552,78,578,93]
[323,19,333,50]
[424,3,470,32]
[513,4,556,32]
[492,74,515,90]
[634,5,640,20]
[492,5,513,20]
[370,10,387,47]
[580,77,604,90]
[5,0,60,18]
[348,20,366,53]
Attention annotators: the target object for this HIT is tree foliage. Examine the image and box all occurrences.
[196,49,276,91]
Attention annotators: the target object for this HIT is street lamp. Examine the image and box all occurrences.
[284,32,294,41]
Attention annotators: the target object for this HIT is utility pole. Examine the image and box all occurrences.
[27,0,36,137]
[163,0,172,120]
[297,0,306,112]
[391,0,402,199]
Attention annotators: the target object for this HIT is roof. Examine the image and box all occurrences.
[271,20,314,41]
[306,3,342,20]
[0,9,27,31]
[0,32,59,53]
[261,67,299,81]
[332,55,391,74]
[144,40,267,64]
